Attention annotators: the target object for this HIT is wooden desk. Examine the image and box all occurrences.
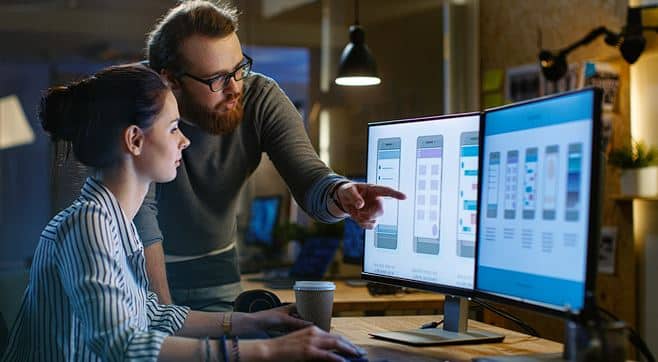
[241,276,445,314]
[331,315,563,361]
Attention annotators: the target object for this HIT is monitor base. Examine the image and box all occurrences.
[370,328,504,346]
[345,279,368,287]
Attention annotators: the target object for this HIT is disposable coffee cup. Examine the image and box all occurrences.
[294,281,336,331]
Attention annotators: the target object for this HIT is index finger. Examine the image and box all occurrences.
[366,185,406,200]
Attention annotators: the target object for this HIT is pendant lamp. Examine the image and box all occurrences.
[335,0,381,86]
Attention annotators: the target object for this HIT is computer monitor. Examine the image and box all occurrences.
[244,195,282,247]
[362,113,503,345]
[342,176,366,265]
[474,88,602,360]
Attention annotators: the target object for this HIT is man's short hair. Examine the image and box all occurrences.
[147,0,239,74]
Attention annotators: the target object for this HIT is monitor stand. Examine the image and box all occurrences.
[369,295,505,346]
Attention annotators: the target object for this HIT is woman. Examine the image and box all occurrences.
[2,65,363,362]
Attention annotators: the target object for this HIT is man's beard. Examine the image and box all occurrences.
[179,90,244,135]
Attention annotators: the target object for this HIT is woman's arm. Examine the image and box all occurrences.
[171,305,363,362]
[174,304,310,338]
[162,326,361,362]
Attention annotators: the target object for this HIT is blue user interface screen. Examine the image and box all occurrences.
[476,90,594,312]
[245,196,280,246]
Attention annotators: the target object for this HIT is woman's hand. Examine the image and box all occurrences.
[231,304,312,336]
[241,326,366,361]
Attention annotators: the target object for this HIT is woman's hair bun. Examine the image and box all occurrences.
[39,64,168,169]
[39,85,79,143]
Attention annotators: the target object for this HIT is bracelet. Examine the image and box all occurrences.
[218,335,229,362]
[222,312,232,336]
[231,335,240,362]
[329,181,350,214]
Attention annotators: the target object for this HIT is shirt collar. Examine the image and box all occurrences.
[80,177,142,255]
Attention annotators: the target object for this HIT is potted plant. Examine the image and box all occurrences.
[608,140,658,196]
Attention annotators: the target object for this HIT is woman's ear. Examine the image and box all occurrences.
[124,125,144,156]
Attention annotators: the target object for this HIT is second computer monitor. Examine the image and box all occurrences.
[476,88,602,316]
[363,113,480,295]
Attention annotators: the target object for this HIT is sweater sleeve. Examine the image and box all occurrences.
[255,77,348,223]
[134,182,164,247]
[56,204,169,361]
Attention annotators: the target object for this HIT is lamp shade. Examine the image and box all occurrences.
[0,95,34,150]
[335,25,381,86]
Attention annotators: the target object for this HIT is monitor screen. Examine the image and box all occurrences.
[476,88,601,314]
[363,113,480,295]
[245,195,281,247]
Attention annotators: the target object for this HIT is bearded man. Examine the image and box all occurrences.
[135,0,405,310]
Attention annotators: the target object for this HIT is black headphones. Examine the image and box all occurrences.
[186,289,283,312]
[233,289,282,313]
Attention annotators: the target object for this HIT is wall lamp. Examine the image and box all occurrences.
[539,5,658,82]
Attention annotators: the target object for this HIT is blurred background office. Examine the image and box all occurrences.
[1,0,657,357]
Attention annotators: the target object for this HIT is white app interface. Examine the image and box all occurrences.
[522,148,538,220]
[504,150,519,219]
[456,132,479,258]
[486,152,500,218]
[413,135,443,255]
[375,138,401,250]
[365,115,479,289]
[543,145,559,220]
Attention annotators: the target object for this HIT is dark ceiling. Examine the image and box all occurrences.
[0,0,442,60]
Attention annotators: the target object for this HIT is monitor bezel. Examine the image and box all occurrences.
[361,111,482,299]
[473,87,602,319]
[244,194,283,247]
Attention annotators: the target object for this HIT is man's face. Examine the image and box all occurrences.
[176,33,245,135]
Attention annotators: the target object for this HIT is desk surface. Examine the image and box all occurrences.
[332,315,563,361]
[241,276,445,313]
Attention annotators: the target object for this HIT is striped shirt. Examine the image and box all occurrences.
[2,177,190,361]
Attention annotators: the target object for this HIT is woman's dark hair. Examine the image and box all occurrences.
[40,64,170,169]
[147,0,239,74]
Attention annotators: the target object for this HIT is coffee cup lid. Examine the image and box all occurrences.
[293,281,336,291]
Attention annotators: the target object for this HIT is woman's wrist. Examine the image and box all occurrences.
[238,339,270,362]
[226,312,256,336]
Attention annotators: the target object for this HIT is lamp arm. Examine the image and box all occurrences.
[642,26,658,33]
[559,26,617,56]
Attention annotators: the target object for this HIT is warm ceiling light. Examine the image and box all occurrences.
[335,0,381,87]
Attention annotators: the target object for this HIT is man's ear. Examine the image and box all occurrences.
[161,69,181,92]
[124,125,144,156]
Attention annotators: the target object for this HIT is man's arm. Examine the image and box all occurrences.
[256,77,405,225]
[255,78,347,223]
[144,242,172,304]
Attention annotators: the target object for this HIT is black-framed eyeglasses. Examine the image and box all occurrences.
[179,54,253,92]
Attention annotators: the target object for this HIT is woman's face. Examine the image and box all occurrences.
[137,90,190,183]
